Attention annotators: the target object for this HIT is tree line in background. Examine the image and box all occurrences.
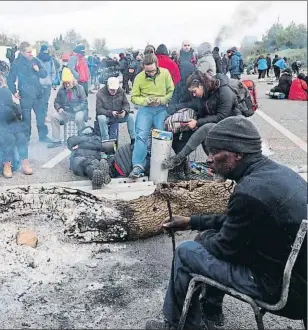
[240,21,307,59]
[0,29,109,57]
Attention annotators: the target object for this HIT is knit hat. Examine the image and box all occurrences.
[62,67,74,82]
[73,45,85,55]
[206,116,262,154]
[40,44,48,52]
[156,44,169,56]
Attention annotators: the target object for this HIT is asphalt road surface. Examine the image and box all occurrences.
[0,74,306,329]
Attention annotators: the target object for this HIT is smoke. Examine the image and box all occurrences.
[214,1,273,48]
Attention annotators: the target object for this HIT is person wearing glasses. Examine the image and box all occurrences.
[129,53,174,179]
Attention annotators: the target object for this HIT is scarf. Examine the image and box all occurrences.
[38,52,51,62]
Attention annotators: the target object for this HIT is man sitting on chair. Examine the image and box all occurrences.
[96,77,135,144]
[146,116,307,330]
[48,68,87,148]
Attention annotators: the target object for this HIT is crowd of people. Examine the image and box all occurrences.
[0,38,307,330]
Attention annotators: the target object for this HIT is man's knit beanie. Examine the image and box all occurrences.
[206,116,262,154]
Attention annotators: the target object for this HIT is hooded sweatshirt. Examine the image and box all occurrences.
[196,42,216,75]
[230,50,243,75]
[156,44,181,86]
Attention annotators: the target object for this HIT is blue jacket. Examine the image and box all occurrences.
[7,54,47,99]
[229,51,242,75]
[274,58,287,70]
[257,58,268,70]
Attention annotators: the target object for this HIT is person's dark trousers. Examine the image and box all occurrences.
[230,73,241,80]
[266,67,271,77]
[70,156,100,179]
[20,96,48,142]
[0,132,16,162]
[12,132,28,160]
[42,86,51,118]
[274,67,281,80]
[122,74,130,93]
[79,81,89,97]
[162,241,266,329]
[172,131,194,155]
[258,70,266,79]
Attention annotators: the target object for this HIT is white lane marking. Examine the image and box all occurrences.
[256,109,307,153]
[41,148,71,169]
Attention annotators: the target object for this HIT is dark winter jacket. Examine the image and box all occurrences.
[54,84,87,114]
[212,50,222,74]
[0,87,26,134]
[96,86,130,117]
[119,57,129,74]
[196,74,239,126]
[178,49,196,65]
[191,154,307,318]
[229,51,243,75]
[266,56,271,69]
[276,72,293,98]
[272,57,280,66]
[67,126,103,160]
[7,54,47,99]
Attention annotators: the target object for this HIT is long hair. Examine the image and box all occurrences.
[186,70,219,92]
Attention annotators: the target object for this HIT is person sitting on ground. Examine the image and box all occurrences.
[288,73,308,101]
[48,68,87,148]
[270,68,293,99]
[162,70,239,172]
[178,40,197,66]
[129,53,174,179]
[196,42,216,76]
[67,126,111,190]
[156,44,181,86]
[96,77,135,143]
[146,116,307,330]
[0,73,33,178]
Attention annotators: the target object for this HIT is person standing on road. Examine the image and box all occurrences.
[228,47,243,80]
[273,57,288,80]
[129,53,174,179]
[67,44,90,97]
[7,41,51,143]
[37,45,56,124]
[257,55,268,81]
[272,55,280,80]
[146,116,307,330]
[119,53,130,94]
[265,54,271,78]
[96,77,135,143]
[212,46,222,74]
[178,40,196,66]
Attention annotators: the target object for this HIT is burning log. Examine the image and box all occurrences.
[0,181,233,243]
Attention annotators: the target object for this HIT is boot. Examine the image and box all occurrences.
[21,159,33,175]
[183,157,191,176]
[99,159,111,185]
[92,170,104,190]
[3,162,13,179]
[162,154,186,170]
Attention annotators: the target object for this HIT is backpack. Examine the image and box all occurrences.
[164,108,197,133]
[6,48,12,60]
[239,58,244,73]
[229,79,258,117]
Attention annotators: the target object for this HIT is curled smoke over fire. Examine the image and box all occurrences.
[214,1,273,48]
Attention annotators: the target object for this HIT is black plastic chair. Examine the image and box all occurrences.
[178,219,308,330]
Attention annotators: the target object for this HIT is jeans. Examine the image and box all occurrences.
[258,69,266,79]
[20,96,48,141]
[51,111,85,142]
[163,241,264,328]
[0,131,28,163]
[132,106,167,169]
[42,86,51,118]
[97,114,135,141]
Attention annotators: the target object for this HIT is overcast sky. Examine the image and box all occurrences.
[0,1,307,50]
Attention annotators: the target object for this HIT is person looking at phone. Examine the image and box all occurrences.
[96,77,135,143]
[129,53,174,179]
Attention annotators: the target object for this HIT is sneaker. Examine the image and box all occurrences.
[92,170,104,190]
[21,159,33,175]
[3,162,13,179]
[129,166,144,180]
[39,136,53,143]
[145,320,174,330]
[162,155,185,170]
[47,141,62,148]
[99,159,111,185]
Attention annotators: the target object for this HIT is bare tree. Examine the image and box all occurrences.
[93,38,108,56]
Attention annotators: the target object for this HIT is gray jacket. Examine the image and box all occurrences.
[37,58,56,87]
[196,54,216,76]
